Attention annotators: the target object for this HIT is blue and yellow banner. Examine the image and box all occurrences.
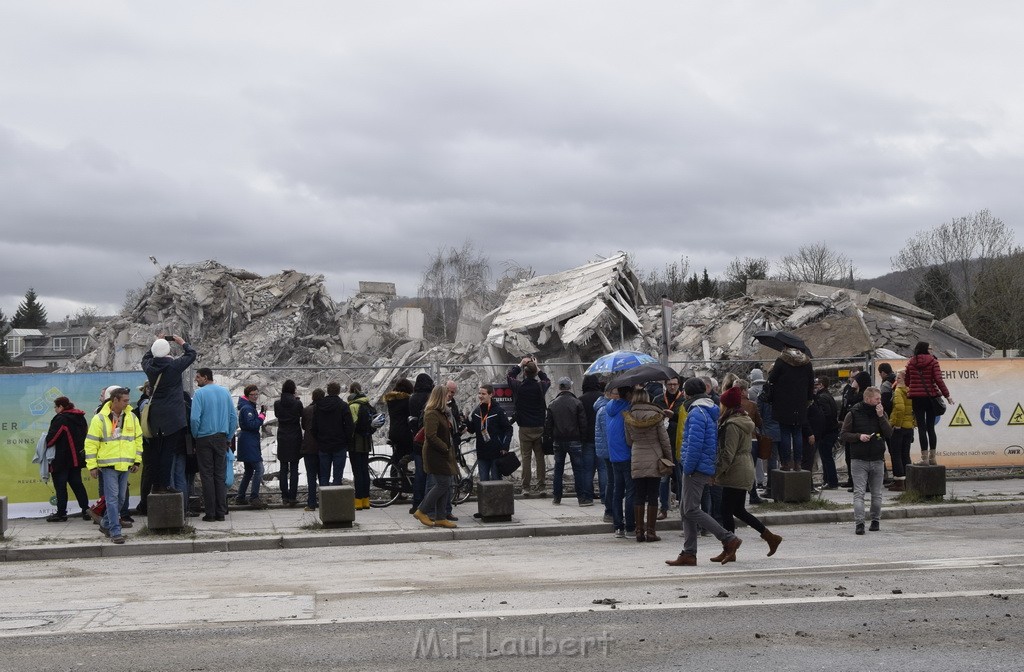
[1,371,147,518]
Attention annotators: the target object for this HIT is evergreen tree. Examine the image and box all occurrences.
[0,308,11,366]
[683,273,702,301]
[698,268,718,299]
[914,267,960,318]
[12,288,48,328]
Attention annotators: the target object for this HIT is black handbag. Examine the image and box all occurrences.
[496,451,521,476]
[931,396,947,416]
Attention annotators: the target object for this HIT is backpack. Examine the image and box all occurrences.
[350,399,376,436]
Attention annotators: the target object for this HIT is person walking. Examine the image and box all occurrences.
[44,397,90,522]
[904,341,953,465]
[624,389,672,542]
[713,387,782,561]
[190,368,237,521]
[841,386,893,534]
[413,386,458,529]
[667,378,742,567]
[274,380,303,506]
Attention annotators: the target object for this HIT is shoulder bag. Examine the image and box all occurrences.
[140,374,162,439]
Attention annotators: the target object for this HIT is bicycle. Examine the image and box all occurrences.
[369,435,477,508]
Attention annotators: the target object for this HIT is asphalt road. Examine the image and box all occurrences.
[2,513,1022,671]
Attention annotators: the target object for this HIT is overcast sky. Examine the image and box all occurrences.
[3,1,1023,321]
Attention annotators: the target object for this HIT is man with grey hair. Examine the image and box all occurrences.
[544,377,589,506]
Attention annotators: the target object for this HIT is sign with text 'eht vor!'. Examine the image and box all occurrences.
[878,358,1024,468]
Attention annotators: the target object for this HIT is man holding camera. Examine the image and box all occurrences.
[507,356,551,497]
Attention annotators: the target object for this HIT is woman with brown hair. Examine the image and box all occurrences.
[714,387,782,563]
[413,386,458,529]
[624,389,673,542]
[905,341,953,465]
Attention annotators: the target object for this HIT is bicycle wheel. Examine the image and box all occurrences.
[368,455,401,508]
[453,474,473,505]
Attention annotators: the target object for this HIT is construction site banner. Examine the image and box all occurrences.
[0,371,146,518]
[878,358,1024,468]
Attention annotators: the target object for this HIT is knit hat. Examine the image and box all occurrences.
[151,338,171,358]
[853,371,872,391]
[558,376,573,389]
[749,368,764,382]
[720,386,744,409]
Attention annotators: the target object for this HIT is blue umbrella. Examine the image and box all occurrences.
[585,350,658,375]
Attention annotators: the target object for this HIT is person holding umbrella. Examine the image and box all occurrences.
[766,345,815,471]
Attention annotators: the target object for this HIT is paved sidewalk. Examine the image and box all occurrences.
[2,478,1021,561]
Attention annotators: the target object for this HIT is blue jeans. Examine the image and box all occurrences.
[553,440,584,502]
[318,450,346,486]
[412,453,426,509]
[237,461,264,500]
[778,424,802,466]
[659,462,681,511]
[171,452,188,513]
[817,430,840,487]
[596,455,609,505]
[100,468,129,538]
[478,458,502,482]
[610,460,635,532]
[580,442,596,501]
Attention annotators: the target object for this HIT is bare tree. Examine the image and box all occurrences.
[494,259,536,300]
[418,240,491,341]
[73,305,99,326]
[892,209,1015,319]
[640,255,690,302]
[778,244,853,285]
[721,256,770,298]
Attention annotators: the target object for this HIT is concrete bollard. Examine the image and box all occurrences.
[477,481,514,522]
[770,469,813,503]
[1,495,7,538]
[319,485,355,528]
[147,492,186,531]
[905,464,946,497]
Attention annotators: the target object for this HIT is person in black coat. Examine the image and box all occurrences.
[141,335,198,493]
[579,374,605,507]
[274,379,304,506]
[45,397,90,522]
[767,348,815,470]
[312,381,353,486]
[405,373,434,511]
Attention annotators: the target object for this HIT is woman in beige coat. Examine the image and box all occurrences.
[625,390,673,542]
[714,387,782,563]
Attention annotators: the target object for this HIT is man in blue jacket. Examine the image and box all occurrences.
[667,378,742,567]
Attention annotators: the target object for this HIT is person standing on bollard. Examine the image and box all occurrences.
[142,335,197,494]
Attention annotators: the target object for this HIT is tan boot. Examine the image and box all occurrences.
[645,506,661,542]
[413,509,435,527]
[720,536,742,564]
[665,552,697,566]
[928,450,937,465]
[760,530,783,557]
[634,505,646,542]
[915,453,929,466]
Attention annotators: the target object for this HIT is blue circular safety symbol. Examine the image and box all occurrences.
[981,403,1001,426]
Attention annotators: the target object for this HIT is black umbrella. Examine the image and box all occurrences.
[753,330,812,356]
[606,362,680,389]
